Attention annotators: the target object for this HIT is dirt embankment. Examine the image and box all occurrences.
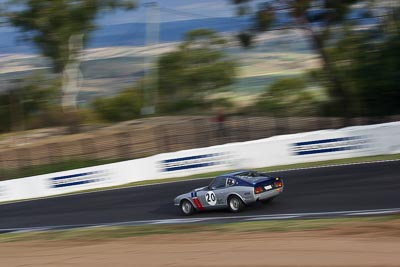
[1,221,400,267]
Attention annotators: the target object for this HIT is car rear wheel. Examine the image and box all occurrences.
[228,195,244,213]
[180,200,194,215]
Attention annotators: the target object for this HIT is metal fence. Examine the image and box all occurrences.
[0,115,399,180]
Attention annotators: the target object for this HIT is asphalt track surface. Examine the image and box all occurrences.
[0,160,399,230]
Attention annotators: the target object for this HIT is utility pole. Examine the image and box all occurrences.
[61,34,84,112]
[141,1,160,115]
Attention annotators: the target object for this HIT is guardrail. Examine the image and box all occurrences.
[0,121,399,203]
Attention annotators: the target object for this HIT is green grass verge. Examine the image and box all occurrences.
[1,214,399,243]
[0,158,123,181]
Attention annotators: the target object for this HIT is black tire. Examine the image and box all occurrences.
[228,195,244,213]
[180,200,194,216]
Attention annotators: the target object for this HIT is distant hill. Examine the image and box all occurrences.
[0,7,376,55]
[0,17,252,54]
[90,17,252,48]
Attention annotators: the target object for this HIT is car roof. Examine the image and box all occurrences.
[219,170,254,178]
[215,170,272,185]
[220,170,246,176]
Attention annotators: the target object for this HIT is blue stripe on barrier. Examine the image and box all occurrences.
[51,172,95,181]
[50,171,106,188]
[165,162,217,172]
[52,180,94,188]
[294,136,360,147]
[295,145,366,155]
[162,154,215,164]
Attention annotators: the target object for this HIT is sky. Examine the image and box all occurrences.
[0,0,264,27]
[0,0,263,53]
[1,0,394,26]
[96,0,257,25]
[0,0,268,34]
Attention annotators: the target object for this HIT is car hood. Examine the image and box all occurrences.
[194,186,207,192]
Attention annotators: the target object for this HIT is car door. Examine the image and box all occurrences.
[197,177,227,209]
[214,177,237,207]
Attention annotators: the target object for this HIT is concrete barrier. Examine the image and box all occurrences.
[0,121,399,203]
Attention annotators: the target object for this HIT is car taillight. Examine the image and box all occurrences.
[274,181,283,188]
[254,186,264,194]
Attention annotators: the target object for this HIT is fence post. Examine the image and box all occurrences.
[47,143,55,166]
[16,148,29,172]
[153,126,161,154]
[117,132,131,160]
[0,154,3,181]
[80,138,97,161]
[193,119,206,148]
[47,143,62,172]
[160,125,170,152]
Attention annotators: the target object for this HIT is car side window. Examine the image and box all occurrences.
[209,177,226,190]
[226,178,236,187]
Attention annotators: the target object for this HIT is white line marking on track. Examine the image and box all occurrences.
[347,210,400,216]
[245,215,300,221]
[149,218,206,225]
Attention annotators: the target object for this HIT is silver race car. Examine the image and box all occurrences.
[174,170,284,215]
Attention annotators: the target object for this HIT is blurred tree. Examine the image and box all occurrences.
[254,77,319,133]
[321,7,400,117]
[0,75,59,132]
[255,77,318,116]
[3,0,136,73]
[2,0,136,132]
[157,29,237,113]
[231,0,362,121]
[92,87,143,122]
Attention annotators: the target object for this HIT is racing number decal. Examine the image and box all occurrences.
[205,191,217,206]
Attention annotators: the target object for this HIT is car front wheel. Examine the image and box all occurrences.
[228,195,244,213]
[180,200,194,215]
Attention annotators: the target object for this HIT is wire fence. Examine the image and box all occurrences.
[0,115,399,180]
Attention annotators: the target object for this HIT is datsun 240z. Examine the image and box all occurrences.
[174,170,284,215]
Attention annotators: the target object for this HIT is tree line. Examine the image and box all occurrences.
[0,0,398,133]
